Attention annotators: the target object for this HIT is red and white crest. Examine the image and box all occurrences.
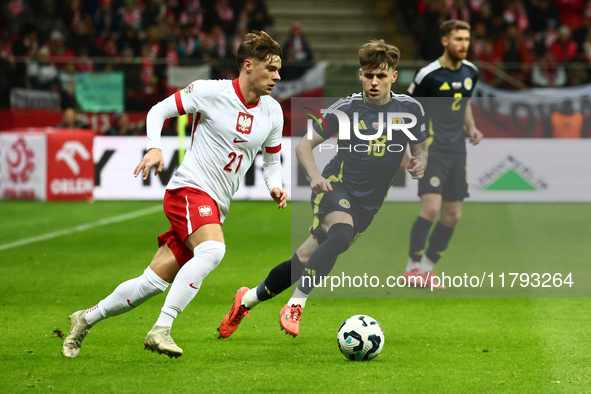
[236,112,253,134]
[198,205,213,217]
[6,138,35,183]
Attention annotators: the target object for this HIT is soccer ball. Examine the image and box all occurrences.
[337,315,385,361]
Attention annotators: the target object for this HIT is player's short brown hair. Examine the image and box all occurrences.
[358,39,401,71]
[440,19,471,38]
[236,31,283,70]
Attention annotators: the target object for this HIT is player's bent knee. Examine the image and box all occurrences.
[327,223,355,255]
[421,206,440,222]
[193,240,226,272]
[441,212,461,227]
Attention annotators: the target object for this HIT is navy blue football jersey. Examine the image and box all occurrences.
[408,58,479,154]
[313,92,426,215]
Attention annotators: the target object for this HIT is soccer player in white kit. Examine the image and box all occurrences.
[62,31,287,358]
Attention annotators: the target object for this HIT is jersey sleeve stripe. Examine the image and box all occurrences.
[414,60,441,84]
[265,144,281,153]
[174,91,186,115]
[461,59,478,72]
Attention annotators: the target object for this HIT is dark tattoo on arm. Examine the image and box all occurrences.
[411,141,428,168]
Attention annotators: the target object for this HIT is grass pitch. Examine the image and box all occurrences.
[0,200,590,393]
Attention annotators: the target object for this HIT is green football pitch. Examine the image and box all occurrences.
[0,200,590,393]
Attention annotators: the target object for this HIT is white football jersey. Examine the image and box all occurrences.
[146,79,283,221]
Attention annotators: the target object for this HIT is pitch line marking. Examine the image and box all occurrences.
[0,205,162,252]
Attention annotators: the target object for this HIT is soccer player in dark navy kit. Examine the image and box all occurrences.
[403,20,483,288]
[218,40,428,338]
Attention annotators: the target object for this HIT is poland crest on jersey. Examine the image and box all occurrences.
[236,112,254,134]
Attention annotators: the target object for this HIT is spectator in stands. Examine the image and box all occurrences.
[470,21,487,59]
[115,47,143,111]
[551,25,578,63]
[120,0,143,30]
[0,31,15,107]
[231,25,248,57]
[178,24,202,58]
[478,39,502,86]
[11,24,38,89]
[565,62,588,86]
[448,0,470,23]
[47,30,77,68]
[212,0,236,35]
[165,39,180,71]
[56,107,87,129]
[533,18,559,56]
[63,0,84,31]
[75,47,96,72]
[554,0,585,30]
[105,112,141,136]
[502,0,529,33]
[99,37,118,59]
[60,61,77,109]
[68,20,95,56]
[194,35,219,61]
[281,22,313,80]
[528,0,557,33]
[1,0,35,36]
[210,25,229,59]
[494,23,532,85]
[117,26,142,56]
[36,0,63,43]
[179,0,203,31]
[531,49,567,87]
[94,0,118,39]
[419,0,448,60]
[145,26,162,58]
[241,0,273,32]
[143,0,167,29]
[28,46,61,92]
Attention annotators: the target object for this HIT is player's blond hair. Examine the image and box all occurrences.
[236,31,283,70]
[440,20,471,38]
[358,40,401,71]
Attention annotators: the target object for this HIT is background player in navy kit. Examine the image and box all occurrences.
[404,20,483,287]
[218,40,428,338]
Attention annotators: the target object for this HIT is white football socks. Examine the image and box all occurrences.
[419,255,436,274]
[155,240,226,328]
[85,267,170,326]
[406,257,420,272]
[287,287,308,309]
[240,288,260,309]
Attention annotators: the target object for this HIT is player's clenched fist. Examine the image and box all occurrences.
[134,148,165,180]
[407,156,425,179]
[310,176,333,195]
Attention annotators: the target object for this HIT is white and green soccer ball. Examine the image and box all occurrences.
[337,315,384,361]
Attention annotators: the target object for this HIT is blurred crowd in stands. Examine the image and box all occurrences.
[0,0,279,113]
[402,0,591,89]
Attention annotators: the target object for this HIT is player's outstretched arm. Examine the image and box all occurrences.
[270,187,288,209]
[136,90,187,180]
[296,129,331,195]
[134,148,165,180]
[408,141,428,179]
[465,99,483,145]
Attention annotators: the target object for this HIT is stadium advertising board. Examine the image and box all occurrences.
[92,136,292,201]
[46,130,94,201]
[90,136,591,202]
[0,130,94,201]
[0,132,47,200]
